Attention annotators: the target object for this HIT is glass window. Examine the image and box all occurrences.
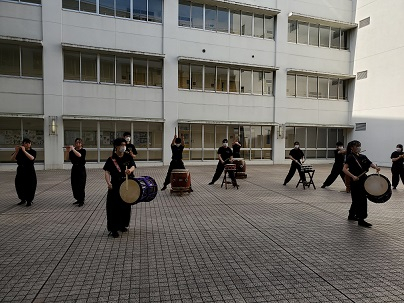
[241,12,252,36]
[64,50,80,80]
[100,55,115,83]
[178,63,190,89]
[308,76,317,98]
[148,0,162,23]
[216,125,227,148]
[341,30,349,50]
[217,7,228,33]
[288,20,297,43]
[64,120,81,151]
[115,121,131,140]
[148,122,163,148]
[319,25,330,47]
[331,27,340,49]
[263,72,273,95]
[99,0,114,16]
[24,0,41,3]
[254,14,264,38]
[0,44,20,76]
[116,0,130,18]
[328,128,337,148]
[133,0,147,21]
[81,53,97,82]
[307,127,316,148]
[286,74,296,97]
[190,64,202,90]
[133,58,147,85]
[229,68,240,93]
[240,70,252,94]
[62,0,79,10]
[80,0,96,13]
[116,57,131,84]
[318,77,328,99]
[230,10,241,35]
[339,79,347,100]
[179,0,191,27]
[204,124,215,160]
[296,75,307,97]
[264,16,274,39]
[285,127,295,150]
[216,67,228,92]
[251,125,262,148]
[190,124,202,160]
[295,127,306,148]
[262,126,272,149]
[204,66,216,91]
[297,22,309,44]
[21,47,42,78]
[100,121,115,149]
[148,59,162,87]
[81,120,97,163]
[0,118,21,158]
[317,128,327,148]
[205,5,217,31]
[191,3,203,29]
[253,71,263,95]
[329,78,339,99]
[309,23,319,46]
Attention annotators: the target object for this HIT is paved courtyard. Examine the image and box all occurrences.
[1,164,404,303]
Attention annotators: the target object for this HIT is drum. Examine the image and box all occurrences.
[233,158,246,172]
[119,176,158,204]
[224,164,236,171]
[300,164,314,172]
[364,174,392,203]
[170,169,191,190]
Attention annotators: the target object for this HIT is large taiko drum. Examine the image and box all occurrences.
[119,176,158,204]
[233,158,247,179]
[170,169,191,190]
[364,174,392,203]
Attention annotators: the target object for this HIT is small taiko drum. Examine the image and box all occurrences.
[170,169,191,190]
[364,174,392,203]
[224,163,236,171]
[119,176,158,204]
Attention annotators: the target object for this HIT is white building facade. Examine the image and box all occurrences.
[0,0,377,170]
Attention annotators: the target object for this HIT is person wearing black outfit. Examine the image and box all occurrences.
[11,138,37,207]
[67,138,86,207]
[123,132,138,165]
[208,139,238,187]
[283,141,307,185]
[232,136,242,158]
[161,134,192,191]
[343,140,380,227]
[390,144,404,189]
[321,141,346,188]
[103,138,135,238]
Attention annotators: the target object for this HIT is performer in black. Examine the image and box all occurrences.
[344,141,354,193]
[208,139,238,187]
[123,131,138,165]
[103,138,135,238]
[321,141,346,188]
[161,134,192,191]
[343,140,380,227]
[11,138,37,207]
[67,138,86,207]
[232,136,242,158]
[283,141,307,185]
[390,144,404,189]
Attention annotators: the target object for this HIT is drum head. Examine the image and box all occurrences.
[119,179,141,204]
[172,169,189,173]
[364,174,389,196]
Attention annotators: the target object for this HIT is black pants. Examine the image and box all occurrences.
[106,185,131,232]
[211,161,236,184]
[349,177,367,220]
[391,168,404,188]
[15,166,37,203]
[163,159,186,187]
[284,161,306,184]
[71,165,86,203]
[323,164,345,187]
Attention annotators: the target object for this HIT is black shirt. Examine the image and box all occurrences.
[69,148,86,166]
[16,148,36,167]
[346,153,372,178]
[334,149,345,166]
[103,153,135,185]
[126,143,138,155]
[232,142,241,156]
[171,144,184,160]
[218,146,233,162]
[391,151,404,170]
[289,148,304,162]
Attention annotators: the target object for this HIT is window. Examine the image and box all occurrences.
[178,63,190,89]
[204,66,215,91]
[286,74,296,97]
[99,0,114,16]
[240,70,252,93]
[338,79,347,100]
[64,50,80,80]
[230,10,241,35]
[296,75,307,97]
[81,0,96,13]
[148,59,162,87]
[190,64,203,90]
[148,0,163,23]
[116,57,131,84]
[191,3,203,29]
[253,71,263,95]
[263,72,273,95]
[309,24,319,46]
[241,12,252,36]
[0,44,20,76]
[205,5,217,31]
[229,68,240,93]
[341,30,349,50]
[100,55,115,83]
[216,67,228,92]
[288,20,297,43]
[179,0,191,27]
[264,16,274,39]
[318,77,328,99]
[63,0,79,10]
[330,27,340,49]
[217,7,229,33]
[81,53,97,82]
[319,25,330,47]
[133,58,147,85]
[133,0,147,21]
[0,44,43,78]
[329,78,338,99]
[297,22,309,44]
[21,47,42,78]
[308,76,317,98]
[254,14,264,38]
[116,0,130,18]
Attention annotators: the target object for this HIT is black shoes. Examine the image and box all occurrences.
[26,202,32,207]
[321,184,326,188]
[283,183,286,186]
[111,231,119,238]
[120,227,128,232]
[189,187,194,192]
[73,201,80,205]
[348,215,358,221]
[393,187,397,190]
[78,202,84,207]
[358,220,372,227]
[18,200,26,205]
[208,182,214,185]
[161,186,167,191]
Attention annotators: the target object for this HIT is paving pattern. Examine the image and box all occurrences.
[1,164,404,303]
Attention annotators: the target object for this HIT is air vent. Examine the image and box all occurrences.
[359,17,370,28]
[357,70,368,80]
[355,123,366,131]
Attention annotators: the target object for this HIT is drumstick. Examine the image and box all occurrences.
[125,165,128,191]
[175,127,177,137]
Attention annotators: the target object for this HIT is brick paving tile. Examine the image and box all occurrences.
[1,164,404,302]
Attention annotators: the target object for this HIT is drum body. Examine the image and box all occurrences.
[224,164,236,171]
[170,169,191,190]
[119,176,157,204]
[141,176,158,202]
[233,158,247,179]
[364,174,392,203]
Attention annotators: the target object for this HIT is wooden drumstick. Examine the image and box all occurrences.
[175,127,177,137]
[125,165,128,190]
